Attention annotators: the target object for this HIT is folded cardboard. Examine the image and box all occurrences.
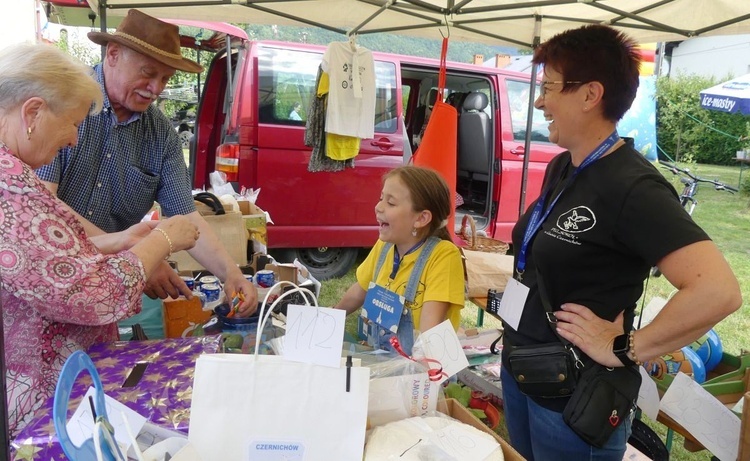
[438,398,523,460]
[264,263,300,285]
[169,210,248,271]
[162,296,213,338]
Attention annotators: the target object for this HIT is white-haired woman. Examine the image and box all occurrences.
[0,43,199,436]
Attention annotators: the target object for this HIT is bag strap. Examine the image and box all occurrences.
[193,192,226,215]
[536,268,584,369]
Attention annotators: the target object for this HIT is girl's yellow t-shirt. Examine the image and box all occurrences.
[356,239,465,332]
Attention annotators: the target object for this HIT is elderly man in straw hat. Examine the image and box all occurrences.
[36,9,258,323]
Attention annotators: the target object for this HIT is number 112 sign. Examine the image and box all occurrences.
[284,305,346,368]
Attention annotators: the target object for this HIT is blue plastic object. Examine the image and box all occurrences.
[53,350,119,461]
[682,346,707,384]
[705,329,724,372]
[689,329,724,373]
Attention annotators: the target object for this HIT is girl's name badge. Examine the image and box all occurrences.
[497,278,529,331]
[362,282,405,334]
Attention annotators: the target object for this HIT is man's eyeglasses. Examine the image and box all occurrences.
[539,81,583,98]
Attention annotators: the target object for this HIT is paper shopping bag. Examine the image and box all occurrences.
[462,250,514,298]
[188,353,369,461]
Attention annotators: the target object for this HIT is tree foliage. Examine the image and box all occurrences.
[656,73,748,165]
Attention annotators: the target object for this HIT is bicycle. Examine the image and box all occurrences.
[651,160,737,277]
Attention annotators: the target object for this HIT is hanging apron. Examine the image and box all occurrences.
[364,237,440,355]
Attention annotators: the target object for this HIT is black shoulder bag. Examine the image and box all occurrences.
[506,271,584,398]
[535,271,641,448]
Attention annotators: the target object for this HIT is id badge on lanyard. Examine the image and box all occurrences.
[362,282,405,333]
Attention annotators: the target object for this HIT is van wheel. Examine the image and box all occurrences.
[291,247,358,281]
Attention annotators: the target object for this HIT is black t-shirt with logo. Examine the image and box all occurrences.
[503,144,709,410]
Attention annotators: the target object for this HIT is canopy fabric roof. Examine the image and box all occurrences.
[700,74,750,116]
[76,0,750,48]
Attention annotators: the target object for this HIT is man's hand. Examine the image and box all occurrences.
[144,260,193,300]
[223,272,258,317]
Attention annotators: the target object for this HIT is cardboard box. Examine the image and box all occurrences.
[264,263,299,285]
[439,398,524,460]
[169,210,248,271]
[162,296,213,338]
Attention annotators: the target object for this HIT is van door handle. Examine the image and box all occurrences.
[510,147,525,156]
[371,139,394,149]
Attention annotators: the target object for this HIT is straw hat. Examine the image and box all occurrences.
[88,9,203,73]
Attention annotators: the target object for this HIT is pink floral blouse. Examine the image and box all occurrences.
[0,146,146,437]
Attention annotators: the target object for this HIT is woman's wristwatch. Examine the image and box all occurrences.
[613,333,639,367]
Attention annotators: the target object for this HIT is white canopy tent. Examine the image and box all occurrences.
[55,0,750,49]
[66,0,750,212]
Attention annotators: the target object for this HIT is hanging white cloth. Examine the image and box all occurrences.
[321,39,376,139]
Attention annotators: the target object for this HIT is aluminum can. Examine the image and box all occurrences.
[191,290,207,307]
[201,283,221,302]
[255,270,276,288]
[180,276,195,290]
[199,275,219,286]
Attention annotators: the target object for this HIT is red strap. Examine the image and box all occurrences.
[437,37,449,101]
[389,336,447,382]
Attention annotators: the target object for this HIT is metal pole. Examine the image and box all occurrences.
[98,0,108,61]
[0,271,10,461]
[518,15,542,216]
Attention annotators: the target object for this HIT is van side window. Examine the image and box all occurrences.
[258,47,320,125]
[507,80,550,143]
[258,46,397,134]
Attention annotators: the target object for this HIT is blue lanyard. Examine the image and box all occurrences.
[516,131,620,280]
[390,240,426,280]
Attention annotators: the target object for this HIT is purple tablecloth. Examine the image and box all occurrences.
[10,336,221,460]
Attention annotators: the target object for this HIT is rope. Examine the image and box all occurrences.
[676,109,746,142]
[683,112,742,140]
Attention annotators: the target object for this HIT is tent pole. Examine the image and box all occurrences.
[99,0,108,61]
[348,0,395,36]
[1,271,10,460]
[518,15,541,217]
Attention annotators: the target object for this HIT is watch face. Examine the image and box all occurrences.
[613,334,629,354]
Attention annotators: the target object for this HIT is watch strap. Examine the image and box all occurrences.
[613,333,637,367]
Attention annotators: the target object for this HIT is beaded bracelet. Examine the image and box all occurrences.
[153,228,173,259]
[628,329,642,366]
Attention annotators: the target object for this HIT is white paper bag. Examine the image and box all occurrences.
[188,353,369,460]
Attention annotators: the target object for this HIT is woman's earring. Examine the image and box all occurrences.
[26,126,33,140]
[411,227,417,237]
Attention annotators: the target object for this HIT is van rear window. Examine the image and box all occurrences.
[258,46,397,134]
[507,80,550,143]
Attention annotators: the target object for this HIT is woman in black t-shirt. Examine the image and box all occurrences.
[501,25,741,460]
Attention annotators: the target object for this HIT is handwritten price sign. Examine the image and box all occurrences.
[420,320,470,384]
[284,304,345,368]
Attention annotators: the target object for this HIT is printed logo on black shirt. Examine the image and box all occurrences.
[556,206,596,233]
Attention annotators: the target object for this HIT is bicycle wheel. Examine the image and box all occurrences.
[628,418,670,460]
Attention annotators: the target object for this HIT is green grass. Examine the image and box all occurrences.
[317,163,750,460]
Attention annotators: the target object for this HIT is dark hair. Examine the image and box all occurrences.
[384,166,452,241]
[533,25,641,122]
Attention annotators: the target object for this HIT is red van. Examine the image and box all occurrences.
[192,38,561,279]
